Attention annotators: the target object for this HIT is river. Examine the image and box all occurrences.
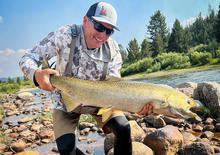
[132,69,220,87]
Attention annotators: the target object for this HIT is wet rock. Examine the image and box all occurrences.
[143,125,183,155]
[39,129,54,140]
[6,110,19,116]
[20,130,34,137]
[17,124,27,132]
[17,92,34,100]
[203,124,215,132]
[187,116,202,124]
[41,139,51,143]
[162,116,185,126]
[193,124,203,132]
[0,144,7,153]
[3,152,13,155]
[178,142,215,155]
[107,142,154,155]
[90,126,98,132]
[200,131,214,140]
[175,82,197,98]
[79,128,90,136]
[87,139,96,144]
[182,132,196,146]
[31,123,43,132]
[145,114,166,128]
[129,120,145,142]
[204,117,214,125]
[104,133,114,154]
[51,146,59,153]
[86,149,94,154]
[10,140,26,152]
[42,105,51,112]
[15,151,40,155]
[194,82,220,117]
[78,122,95,130]
[18,117,34,124]
[9,133,19,139]
[216,123,220,131]
[78,136,87,142]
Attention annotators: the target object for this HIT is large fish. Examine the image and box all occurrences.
[49,75,199,121]
[42,57,199,121]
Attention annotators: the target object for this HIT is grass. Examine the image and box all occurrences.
[79,114,97,125]
[37,112,53,123]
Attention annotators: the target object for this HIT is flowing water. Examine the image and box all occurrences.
[132,69,220,87]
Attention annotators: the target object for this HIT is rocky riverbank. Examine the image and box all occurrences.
[0,81,220,155]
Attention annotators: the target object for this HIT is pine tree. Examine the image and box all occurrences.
[127,38,140,62]
[140,39,152,59]
[168,19,185,53]
[147,10,168,56]
[152,34,164,57]
[215,4,220,43]
[118,44,128,63]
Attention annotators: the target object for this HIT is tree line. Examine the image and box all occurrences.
[120,4,220,76]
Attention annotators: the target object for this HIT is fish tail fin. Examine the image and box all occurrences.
[42,56,50,69]
[97,106,113,122]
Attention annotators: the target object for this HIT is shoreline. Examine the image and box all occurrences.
[123,64,220,80]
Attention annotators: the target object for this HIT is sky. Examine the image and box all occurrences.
[0,0,219,78]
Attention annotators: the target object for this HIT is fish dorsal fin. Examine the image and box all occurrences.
[61,92,81,112]
[105,75,123,82]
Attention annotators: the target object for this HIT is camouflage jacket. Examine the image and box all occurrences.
[19,24,122,112]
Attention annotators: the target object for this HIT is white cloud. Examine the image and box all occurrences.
[0,48,29,77]
[182,17,197,27]
[0,16,3,23]
[182,15,206,27]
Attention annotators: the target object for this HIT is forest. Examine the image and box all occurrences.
[120,4,220,76]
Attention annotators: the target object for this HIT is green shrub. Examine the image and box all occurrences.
[189,51,212,65]
[121,57,153,76]
[0,83,20,94]
[155,52,190,70]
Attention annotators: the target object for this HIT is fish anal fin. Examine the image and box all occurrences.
[61,92,81,112]
[105,76,123,82]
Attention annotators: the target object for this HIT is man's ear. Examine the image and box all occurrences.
[83,16,88,24]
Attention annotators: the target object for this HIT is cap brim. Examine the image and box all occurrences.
[92,16,120,31]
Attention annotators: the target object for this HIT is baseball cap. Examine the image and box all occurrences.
[86,2,120,31]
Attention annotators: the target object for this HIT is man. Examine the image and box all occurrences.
[19,2,152,155]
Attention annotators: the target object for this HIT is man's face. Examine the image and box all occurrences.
[83,16,114,49]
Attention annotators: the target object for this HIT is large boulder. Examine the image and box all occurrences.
[194,82,220,117]
[178,142,215,155]
[175,82,197,98]
[16,92,34,101]
[104,120,146,154]
[143,125,183,155]
[107,142,154,155]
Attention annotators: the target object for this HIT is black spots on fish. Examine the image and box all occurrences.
[186,99,191,105]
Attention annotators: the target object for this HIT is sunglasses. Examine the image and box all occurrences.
[89,18,114,36]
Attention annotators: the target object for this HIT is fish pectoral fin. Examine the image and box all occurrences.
[61,92,81,112]
[42,56,50,69]
[155,102,169,109]
[97,106,113,122]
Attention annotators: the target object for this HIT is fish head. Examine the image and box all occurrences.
[165,92,200,119]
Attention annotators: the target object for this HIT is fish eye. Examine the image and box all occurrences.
[186,100,191,104]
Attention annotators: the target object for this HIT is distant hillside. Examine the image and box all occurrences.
[0,76,23,82]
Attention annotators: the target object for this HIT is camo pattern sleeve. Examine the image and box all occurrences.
[19,25,73,83]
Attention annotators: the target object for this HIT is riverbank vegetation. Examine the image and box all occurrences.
[0,77,35,94]
[120,4,220,77]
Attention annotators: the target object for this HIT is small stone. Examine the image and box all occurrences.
[200,131,214,140]
[87,139,96,144]
[86,149,94,154]
[78,136,86,142]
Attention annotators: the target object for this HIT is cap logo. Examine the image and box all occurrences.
[100,6,107,16]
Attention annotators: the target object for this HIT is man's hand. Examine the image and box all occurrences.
[137,104,153,115]
[34,69,59,91]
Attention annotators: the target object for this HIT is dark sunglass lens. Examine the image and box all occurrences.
[106,29,114,36]
[94,22,105,32]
